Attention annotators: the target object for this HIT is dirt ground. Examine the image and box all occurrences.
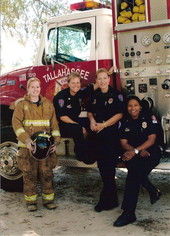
[0,167,170,236]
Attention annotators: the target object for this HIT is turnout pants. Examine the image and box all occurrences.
[17,148,57,205]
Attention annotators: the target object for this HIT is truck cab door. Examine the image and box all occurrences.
[29,17,97,101]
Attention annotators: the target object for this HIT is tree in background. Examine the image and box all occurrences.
[1,0,111,73]
[1,0,70,73]
[1,0,70,47]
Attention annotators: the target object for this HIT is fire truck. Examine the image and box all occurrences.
[0,0,170,191]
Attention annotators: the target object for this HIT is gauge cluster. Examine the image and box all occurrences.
[141,33,170,46]
[118,26,170,69]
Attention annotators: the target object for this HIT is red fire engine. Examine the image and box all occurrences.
[0,0,170,191]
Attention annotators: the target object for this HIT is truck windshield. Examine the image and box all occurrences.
[44,22,91,64]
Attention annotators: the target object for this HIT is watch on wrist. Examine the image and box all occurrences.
[134,148,139,154]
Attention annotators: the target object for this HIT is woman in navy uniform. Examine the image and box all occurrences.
[114,96,162,227]
[53,72,98,162]
[87,68,124,212]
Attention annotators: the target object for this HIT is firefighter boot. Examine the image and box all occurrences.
[44,202,57,210]
[42,192,57,210]
[27,204,37,212]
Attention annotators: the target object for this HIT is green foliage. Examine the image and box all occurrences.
[1,0,111,46]
[0,0,112,73]
[1,0,70,46]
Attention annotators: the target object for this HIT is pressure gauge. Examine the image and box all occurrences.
[141,36,151,46]
[166,55,170,64]
[163,33,170,44]
[155,57,162,65]
[153,34,161,42]
[133,59,139,67]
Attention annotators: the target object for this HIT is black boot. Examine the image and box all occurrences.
[94,190,119,212]
[142,180,162,204]
[114,211,136,227]
[149,189,162,204]
[94,201,119,212]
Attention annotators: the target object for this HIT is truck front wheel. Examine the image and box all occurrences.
[0,126,23,192]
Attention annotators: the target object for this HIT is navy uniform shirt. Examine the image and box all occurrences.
[53,85,94,123]
[87,86,124,152]
[119,111,158,148]
[87,86,124,125]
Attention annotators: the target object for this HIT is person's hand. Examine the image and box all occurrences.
[50,140,61,153]
[26,140,34,152]
[96,123,105,133]
[50,144,57,153]
[82,127,87,134]
[140,149,150,157]
[108,66,116,75]
[122,150,135,161]
[90,120,97,132]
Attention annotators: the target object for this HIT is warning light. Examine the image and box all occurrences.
[70,0,110,11]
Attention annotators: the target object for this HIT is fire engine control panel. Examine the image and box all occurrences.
[118,25,170,117]
[118,26,170,69]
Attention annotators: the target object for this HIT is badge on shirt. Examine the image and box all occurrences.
[108,98,113,104]
[151,115,158,124]
[125,128,130,132]
[67,104,72,108]
[142,122,147,129]
[118,94,123,102]
[58,99,64,108]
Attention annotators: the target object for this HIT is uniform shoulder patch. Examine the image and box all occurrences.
[58,99,64,108]
[151,115,158,124]
[118,94,123,102]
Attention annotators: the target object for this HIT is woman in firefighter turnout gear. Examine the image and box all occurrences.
[12,77,61,211]
[114,96,162,227]
[87,68,124,212]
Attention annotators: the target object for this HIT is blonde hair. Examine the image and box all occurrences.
[27,77,41,90]
[96,68,109,77]
[68,72,81,83]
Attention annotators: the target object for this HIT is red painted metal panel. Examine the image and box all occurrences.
[167,0,170,18]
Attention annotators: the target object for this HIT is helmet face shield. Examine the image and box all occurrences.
[31,132,53,160]
[37,137,49,149]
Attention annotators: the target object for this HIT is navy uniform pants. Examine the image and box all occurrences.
[88,127,121,206]
[122,146,161,213]
[97,157,118,207]
[59,122,86,161]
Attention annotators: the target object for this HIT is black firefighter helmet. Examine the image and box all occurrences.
[31,131,53,160]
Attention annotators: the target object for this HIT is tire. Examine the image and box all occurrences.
[0,126,23,192]
[1,176,23,192]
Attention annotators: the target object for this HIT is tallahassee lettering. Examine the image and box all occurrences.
[43,68,90,83]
